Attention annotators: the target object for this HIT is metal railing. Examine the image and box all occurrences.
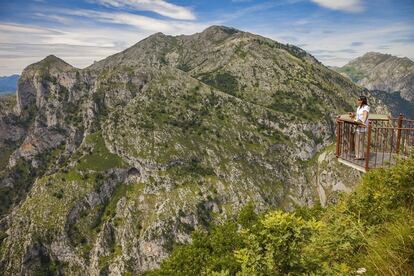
[336,114,414,172]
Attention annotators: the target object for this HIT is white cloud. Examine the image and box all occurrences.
[0,22,124,47]
[62,9,207,34]
[0,43,116,72]
[258,22,414,66]
[0,7,211,75]
[0,23,60,35]
[0,22,143,74]
[310,0,364,13]
[33,13,74,25]
[2,0,413,75]
[94,0,196,20]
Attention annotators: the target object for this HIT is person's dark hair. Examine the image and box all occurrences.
[358,95,368,107]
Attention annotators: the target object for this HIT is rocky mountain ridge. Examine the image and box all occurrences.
[335,52,414,117]
[0,26,384,275]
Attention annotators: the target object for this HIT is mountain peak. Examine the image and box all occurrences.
[363,52,389,57]
[41,55,73,67]
[336,51,414,106]
[146,32,167,39]
[191,25,241,44]
[25,54,74,73]
[360,52,392,60]
[202,25,240,35]
[360,52,413,63]
[43,54,62,61]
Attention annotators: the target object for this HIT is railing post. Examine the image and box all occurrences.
[336,117,341,157]
[365,121,372,172]
[396,113,403,154]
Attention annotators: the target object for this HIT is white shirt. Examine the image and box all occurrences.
[356,105,370,132]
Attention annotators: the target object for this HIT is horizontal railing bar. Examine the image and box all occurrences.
[371,127,414,131]
[337,119,390,123]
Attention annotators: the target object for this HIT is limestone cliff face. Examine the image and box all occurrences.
[0,26,388,275]
[0,96,26,172]
[10,56,86,168]
[16,55,75,114]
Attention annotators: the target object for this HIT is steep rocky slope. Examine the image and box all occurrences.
[0,26,384,275]
[336,52,414,117]
[368,89,414,119]
[0,95,25,171]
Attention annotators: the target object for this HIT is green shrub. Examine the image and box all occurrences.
[149,222,243,276]
[200,72,239,96]
[344,157,414,225]
[235,211,320,274]
[237,202,258,229]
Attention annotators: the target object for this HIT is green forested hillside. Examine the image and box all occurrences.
[149,157,414,275]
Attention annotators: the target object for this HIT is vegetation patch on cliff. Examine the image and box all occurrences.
[77,131,127,171]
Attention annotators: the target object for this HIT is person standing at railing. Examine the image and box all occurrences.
[349,96,370,160]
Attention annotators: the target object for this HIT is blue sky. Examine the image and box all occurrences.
[0,0,413,75]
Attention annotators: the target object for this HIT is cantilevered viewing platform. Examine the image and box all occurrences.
[336,114,414,172]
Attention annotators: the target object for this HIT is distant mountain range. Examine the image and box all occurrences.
[334,52,414,118]
[0,74,19,94]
